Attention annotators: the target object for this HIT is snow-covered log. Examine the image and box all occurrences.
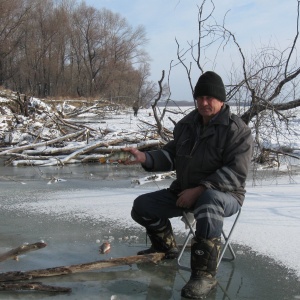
[0,129,87,155]
[131,171,176,185]
[0,93,173,166]
[12,158,80,167]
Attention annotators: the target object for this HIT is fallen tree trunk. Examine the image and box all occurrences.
[0,129,87,155]
[0,253,165,282]
[0,282,71,293]
[0,242,47,263]
[11,158,80,167]
[23,145,83,156]
[8,139,162,166]
[45,140,110,166]
[54,112,98,134]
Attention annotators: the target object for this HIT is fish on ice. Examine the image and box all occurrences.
[99,242,111,254]
[99,151,136,164]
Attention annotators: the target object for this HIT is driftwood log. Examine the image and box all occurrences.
[0,93,171,166]
[5,139,162,167]
[0,253,165,282]
[0,129,86,155]
[0,282,71,293]
[0,242,70,293]
[0,242,47,262]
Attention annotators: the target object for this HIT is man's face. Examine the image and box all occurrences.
[196,96,224,122]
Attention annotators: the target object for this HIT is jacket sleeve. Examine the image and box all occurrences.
[142,120,188,172]
[142,118,187,172]
[199,120,253,192]
[142,148,175,172]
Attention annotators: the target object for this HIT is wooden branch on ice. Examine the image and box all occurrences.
[23,138,126,156]
[0,129,86,155]
[131,171,176,185]
[12,158,80,167]
[96,140,162,154]
[0,253,165,282]
[64,103,105,118]
[50,140,110,165]
[139,119,173,140]
[8,139,162,166]
[0,282,71,293]
[39,139,125,166]
[54,112,97,134]
[0,242,47,263]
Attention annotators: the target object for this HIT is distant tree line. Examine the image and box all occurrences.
[0,0,159,106]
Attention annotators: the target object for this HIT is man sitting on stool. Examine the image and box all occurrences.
[124,71,253,299]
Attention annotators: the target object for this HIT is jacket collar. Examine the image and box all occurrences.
[209,104,231,126]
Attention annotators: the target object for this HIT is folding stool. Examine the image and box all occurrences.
[177,208,242,272]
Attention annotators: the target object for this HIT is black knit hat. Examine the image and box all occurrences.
[193,71,226,102]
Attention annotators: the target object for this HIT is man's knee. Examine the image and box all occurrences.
[194,189,225,221]
[132,194,147,216]
[131,206,143,225]
[131,194,150,226]
[198,189,224,206]
[197,188,240,217]
[193,189,240,238]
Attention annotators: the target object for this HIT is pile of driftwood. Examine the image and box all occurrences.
[0,242,165,293]
[0,130,163,167]
[0,89,175,167]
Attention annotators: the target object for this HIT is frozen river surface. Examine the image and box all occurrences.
[0,163,299,300]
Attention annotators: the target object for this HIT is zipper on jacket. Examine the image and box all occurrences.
[190,123,207,156]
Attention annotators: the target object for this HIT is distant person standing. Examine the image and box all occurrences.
[133,101,139,117]
[124,71,253,299]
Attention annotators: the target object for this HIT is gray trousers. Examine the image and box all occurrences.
[131,188,241,239]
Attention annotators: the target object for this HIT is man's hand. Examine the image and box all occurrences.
[176,186,206,209]
[122,147,146,164]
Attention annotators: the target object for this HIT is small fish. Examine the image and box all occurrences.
[99,151,136,164]
[99,242,111,254]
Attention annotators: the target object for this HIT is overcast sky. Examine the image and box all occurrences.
[84,0,298,101]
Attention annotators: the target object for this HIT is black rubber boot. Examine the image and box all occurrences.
[181,237,221,299]
[137,221,178,259]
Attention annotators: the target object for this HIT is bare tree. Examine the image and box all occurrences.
[170,0,300,169]
[136,62,157,108]
[0,0,154,102]
[69,4,149,99]
[0,0,32,86]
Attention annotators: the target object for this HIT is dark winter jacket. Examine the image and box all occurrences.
[144,104,253,205]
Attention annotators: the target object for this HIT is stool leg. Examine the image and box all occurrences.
[177,212,195,272]
[217,209,241,268]
[178,209,242,270]
[177,230,193,271]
